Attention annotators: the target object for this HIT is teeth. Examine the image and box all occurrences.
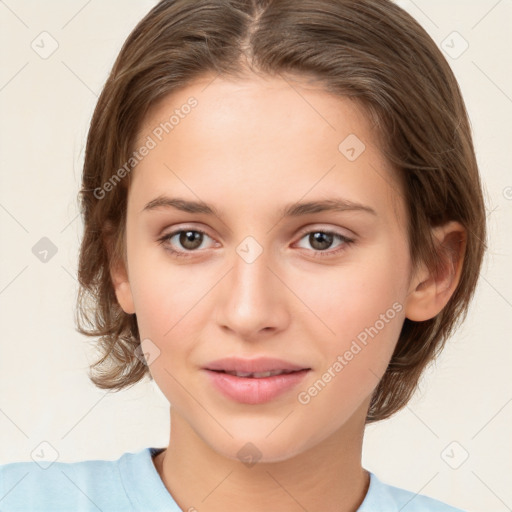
[225,369,294,378]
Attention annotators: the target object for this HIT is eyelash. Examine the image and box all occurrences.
[157,227,355,259]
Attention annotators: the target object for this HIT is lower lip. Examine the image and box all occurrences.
[203,369,310,405]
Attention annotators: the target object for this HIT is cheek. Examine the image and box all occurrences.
[291,245,408,395]
[128,258,203,398]
[293,302,404,429]
[126,233,210,337]
[294,247,407,339]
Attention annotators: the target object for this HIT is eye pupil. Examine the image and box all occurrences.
[310,232,333,250]
[180,230,202,250]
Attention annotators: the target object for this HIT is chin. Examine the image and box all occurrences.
[205,427,320,466]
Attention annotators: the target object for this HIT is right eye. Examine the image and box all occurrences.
[157,228,216,258]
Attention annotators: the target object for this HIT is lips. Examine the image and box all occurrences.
[202,357,311,404]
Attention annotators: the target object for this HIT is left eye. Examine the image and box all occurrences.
[295,230,353,254]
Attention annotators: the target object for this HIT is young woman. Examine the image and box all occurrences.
[0,1,486,510]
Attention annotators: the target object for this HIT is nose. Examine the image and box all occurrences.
[214,245,290,341]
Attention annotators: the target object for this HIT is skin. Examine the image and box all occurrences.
[111,73,466,512]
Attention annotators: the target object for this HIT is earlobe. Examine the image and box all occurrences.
[404,221,466,322]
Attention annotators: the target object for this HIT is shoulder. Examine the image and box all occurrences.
[0,447,166,512]
[359,471,467,512]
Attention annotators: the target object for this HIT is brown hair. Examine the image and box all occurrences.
[76,0,486,422]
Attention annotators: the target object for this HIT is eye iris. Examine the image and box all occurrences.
[179,230,203,250]
[310,232,333,251]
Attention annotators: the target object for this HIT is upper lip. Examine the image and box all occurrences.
[203,357,311,373]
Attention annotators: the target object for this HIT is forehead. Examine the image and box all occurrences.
[138,73,379,153]
[131,73,405,225]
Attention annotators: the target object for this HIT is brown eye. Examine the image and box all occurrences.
[308,232,335,251]
[158,228,213,256]
[295,229,355,259]
[177,230,204,250]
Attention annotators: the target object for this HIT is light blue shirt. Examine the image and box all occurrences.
[0,447,466,511]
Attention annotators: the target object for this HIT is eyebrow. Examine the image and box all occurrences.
[142,195,377,218]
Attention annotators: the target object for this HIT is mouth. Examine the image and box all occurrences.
[202,357,311,404]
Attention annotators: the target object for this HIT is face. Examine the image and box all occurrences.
[113,73,418,463]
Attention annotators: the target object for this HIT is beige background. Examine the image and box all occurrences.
[0,1,511,511]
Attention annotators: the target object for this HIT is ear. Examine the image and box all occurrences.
[110,258,136,315]
[104,223,135,315]
[404,221,466,321]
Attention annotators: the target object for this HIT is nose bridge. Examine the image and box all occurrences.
[232,241,271,303]
[215,235,289,337]
[232,237,276,311]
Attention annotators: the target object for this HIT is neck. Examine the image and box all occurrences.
[153,406,370,512]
